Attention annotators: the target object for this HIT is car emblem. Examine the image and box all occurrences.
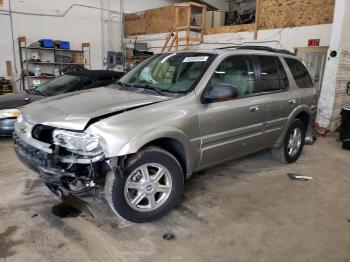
[19,124,27,134]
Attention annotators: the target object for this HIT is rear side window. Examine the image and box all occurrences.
[284,58,313,88]
[258,56,288,92]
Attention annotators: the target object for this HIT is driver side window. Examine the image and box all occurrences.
[208,55,257,98]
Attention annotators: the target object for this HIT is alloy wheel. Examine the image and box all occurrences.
[287,127,302,157]
[124,163,172,212]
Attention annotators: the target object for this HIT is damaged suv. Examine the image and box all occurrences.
[14,47,316,222]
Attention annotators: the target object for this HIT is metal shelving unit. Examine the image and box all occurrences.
[18,36,91,89]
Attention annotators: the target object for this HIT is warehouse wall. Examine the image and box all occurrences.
[2,0,208,80]
[258,0,334,29]
[124,24,332,53]
[0,0,123,81]
[123,0,174,13]
[317,0,350,131]
[124,0,335,36]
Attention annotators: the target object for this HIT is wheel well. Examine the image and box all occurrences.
[144,138,187,176]
[295,112,309,130]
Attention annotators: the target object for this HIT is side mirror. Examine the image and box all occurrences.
[202,83,238,104]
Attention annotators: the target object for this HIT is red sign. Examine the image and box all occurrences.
[308,39,320,47]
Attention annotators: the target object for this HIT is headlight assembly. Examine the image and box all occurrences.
[0,109,20,119]
[53,129,103,156]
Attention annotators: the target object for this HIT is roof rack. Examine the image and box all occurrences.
[217,45,295,56]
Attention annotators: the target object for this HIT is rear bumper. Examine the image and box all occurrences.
[0,118,16,136]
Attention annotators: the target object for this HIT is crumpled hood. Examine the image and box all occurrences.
[21,86,170,130]
[0,93,43,109]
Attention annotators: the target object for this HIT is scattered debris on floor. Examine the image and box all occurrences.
[163,233,175,241]
[287,173,313,181]
[305,136,317,145]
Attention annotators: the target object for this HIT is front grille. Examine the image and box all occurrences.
[13,133,54,168]
[31,125,55,144]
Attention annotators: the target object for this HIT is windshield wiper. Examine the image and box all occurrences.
[28,88,47,97]
[132,83,165,96]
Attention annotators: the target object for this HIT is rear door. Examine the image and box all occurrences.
[197,55,265,168]
[255,55,297,146]
[283,57,316,108]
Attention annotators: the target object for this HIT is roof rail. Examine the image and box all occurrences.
[217,45,295,56]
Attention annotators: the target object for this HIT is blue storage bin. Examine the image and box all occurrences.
[54,40,70,49]
[39,39,54,48]
[61,41,70,49]
[60,41,70,50]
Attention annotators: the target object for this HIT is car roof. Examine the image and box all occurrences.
[66,70,125,78]
[175,47,298,59]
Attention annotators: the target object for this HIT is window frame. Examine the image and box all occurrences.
[283,57,314,89]
[202,54,260,103]
[254,55,290,95]
[119,52,217,94]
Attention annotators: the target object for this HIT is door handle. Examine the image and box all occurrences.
[249,105,260,112]
[288,99,296,105]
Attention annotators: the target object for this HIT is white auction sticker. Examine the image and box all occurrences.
[183,56,209,63]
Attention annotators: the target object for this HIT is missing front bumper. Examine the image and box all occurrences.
[14,134,105,193]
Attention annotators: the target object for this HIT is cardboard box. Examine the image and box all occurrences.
[206,11,214,28]
[72,53,84,64]
[213,11,225,27]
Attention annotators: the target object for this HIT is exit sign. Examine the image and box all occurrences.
[308,39,320,46]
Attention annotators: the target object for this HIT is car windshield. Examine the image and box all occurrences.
[118,52,214,94]
[36,75,93,96]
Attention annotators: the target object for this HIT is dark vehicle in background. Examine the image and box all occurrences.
[0,70,124,136]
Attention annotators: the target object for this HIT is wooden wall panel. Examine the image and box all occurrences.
[204,24,255,35]
[125,6,188,36]
[125,0,335,36]
[259,0,335,29]
[125,12,146,35]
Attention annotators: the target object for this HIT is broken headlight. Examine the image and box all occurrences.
[53,129,103,156]
[0,108,20,119]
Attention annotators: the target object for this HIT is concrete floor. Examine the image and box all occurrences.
[0,134,350,262]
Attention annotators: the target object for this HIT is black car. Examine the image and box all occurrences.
[0,70,124,136]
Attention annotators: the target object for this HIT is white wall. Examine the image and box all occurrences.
[124,0,174,13]
[1,0,184,80]
[124,24,333,53]
[316,0,350,131]
[0,0,124,80]
[339,0,350,51]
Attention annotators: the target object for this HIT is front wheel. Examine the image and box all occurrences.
[272,119,306,163]
[105,147,184,223]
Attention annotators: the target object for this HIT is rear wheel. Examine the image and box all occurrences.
[105,147,184,223]
[272,119,306,163]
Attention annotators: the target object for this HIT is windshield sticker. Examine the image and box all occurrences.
[183,56,209,63]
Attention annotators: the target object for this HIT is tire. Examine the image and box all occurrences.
[272,119,306,163]
[105,146,184,223]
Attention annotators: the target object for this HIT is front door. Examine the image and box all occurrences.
[197,55,265,168]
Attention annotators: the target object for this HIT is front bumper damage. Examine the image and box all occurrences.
[14,133,109,197]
